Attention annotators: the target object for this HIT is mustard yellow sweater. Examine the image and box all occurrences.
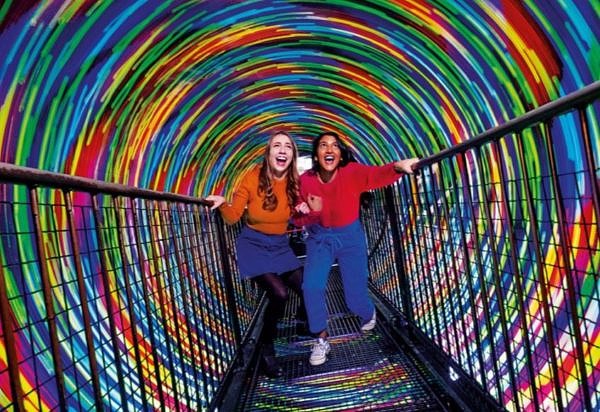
[219,166,291,235]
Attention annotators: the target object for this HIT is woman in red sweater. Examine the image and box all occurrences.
[296,131,418,366]
[206,131,305,378]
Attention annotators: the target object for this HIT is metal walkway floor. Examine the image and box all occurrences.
[236,268,458,411]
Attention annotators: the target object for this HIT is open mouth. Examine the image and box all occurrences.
[323,155,336,165]
[275,155,288,167]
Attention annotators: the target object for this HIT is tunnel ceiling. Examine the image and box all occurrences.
[0,1,598,196]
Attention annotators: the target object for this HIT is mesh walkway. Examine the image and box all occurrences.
[237,268,457,411]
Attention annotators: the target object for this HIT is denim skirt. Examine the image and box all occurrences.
[236,226,301,279]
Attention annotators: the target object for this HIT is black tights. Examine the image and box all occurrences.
[254,267,305,345]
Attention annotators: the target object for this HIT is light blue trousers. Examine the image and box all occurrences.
[302,219,374,334]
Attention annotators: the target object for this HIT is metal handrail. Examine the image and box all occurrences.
[368,79,600,412]
[0,161,210,205]
[417,80,600,167]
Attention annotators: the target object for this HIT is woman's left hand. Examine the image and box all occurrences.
[306,194,323,212]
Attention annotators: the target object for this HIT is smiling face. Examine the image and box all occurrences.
[267,133,295,178]
[316,134,342,175]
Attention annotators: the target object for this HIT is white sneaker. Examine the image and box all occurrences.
[309,338,331,366]
[361,310,376,332]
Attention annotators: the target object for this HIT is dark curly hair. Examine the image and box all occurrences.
[310,131,353,172]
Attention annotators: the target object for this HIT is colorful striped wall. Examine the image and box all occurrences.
[1,1,598,411]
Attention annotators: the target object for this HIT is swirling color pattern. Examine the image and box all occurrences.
[0,1,598,411]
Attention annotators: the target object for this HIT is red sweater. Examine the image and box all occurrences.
[296,162,401,228]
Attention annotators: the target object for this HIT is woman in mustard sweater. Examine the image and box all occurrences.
[206,131,305,378]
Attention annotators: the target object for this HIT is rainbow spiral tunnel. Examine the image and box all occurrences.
[0,1,599,411]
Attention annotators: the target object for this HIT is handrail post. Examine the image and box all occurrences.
[63,190,104,409]
[0,202,25,410]
[213,212,243,352]
[578,107,600,231]
[112,195,150,411]
[91,193,129,409]
[473,145,520,409]
[542,121,593,411]
[29,186,67,411]
[514,129,565,410]
[145,199,181,409]
[129,198,166,410]
[383,185,413,325]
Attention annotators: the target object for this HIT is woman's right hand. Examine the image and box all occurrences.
[205,195,226,210]
[394,158,420,174]
[295,201,311,214]
[294,194,322,214]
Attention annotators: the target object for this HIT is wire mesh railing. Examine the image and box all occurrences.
[363,80,600,412]
[1,80,598,411]
[0,165,257,411]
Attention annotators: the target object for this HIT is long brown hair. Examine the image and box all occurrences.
[258,131,300,211]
